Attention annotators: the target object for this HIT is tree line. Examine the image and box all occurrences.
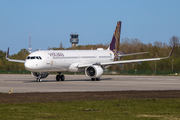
[0,49,29,71]
[0,36,179,72]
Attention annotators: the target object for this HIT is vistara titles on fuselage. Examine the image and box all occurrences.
[6,21,174,82]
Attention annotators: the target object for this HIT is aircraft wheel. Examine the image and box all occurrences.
[96,78,100,81]
[56,75,60,81]
[60,75,65,81]
[91,78,95,81]
[36,78,42,82]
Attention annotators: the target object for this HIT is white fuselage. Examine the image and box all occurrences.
[24,49,114,72]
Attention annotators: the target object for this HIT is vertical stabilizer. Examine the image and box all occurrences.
[109,21,121,51]
[108,21,122,60]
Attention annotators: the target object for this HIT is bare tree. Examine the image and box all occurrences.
[47,47,52,50]
[169,36,179,47]
[163,42,168,48]
[154,41,162,48]
[169,36,179,57]
[60,42,63,48]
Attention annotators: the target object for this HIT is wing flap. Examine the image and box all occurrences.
[120,52,148,57]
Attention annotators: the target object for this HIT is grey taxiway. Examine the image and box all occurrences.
[0,74,180,93]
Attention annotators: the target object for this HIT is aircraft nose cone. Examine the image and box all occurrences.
[24,61,34,71]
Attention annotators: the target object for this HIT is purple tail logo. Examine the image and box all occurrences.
[109,21,123,60]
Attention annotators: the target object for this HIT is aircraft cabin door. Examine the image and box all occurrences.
[46,57,51,65]
[46,56,53,70]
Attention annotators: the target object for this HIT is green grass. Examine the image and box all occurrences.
[1,99,180,120]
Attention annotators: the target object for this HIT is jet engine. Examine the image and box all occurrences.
[31,72,49,79]
[85,65,103,78]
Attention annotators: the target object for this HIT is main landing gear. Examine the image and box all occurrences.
[56,72,65,81]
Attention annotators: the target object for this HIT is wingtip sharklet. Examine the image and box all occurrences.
[161,45,175,59]
[5,47,25,63]
[168,45,175,57]
[6,47,9,60]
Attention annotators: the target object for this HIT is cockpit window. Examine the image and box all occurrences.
[31,57,35,59]
[27,56,42,60]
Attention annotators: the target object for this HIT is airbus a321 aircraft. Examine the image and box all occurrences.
[6,21,174,82]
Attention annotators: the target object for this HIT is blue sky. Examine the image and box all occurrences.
[0,0,180,54]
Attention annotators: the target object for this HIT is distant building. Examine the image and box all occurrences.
[70,34,79,47]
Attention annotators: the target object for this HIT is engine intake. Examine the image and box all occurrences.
[85,65,103,78]
[31,72,49,79]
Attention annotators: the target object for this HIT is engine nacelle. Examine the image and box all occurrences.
[31,72,49,79]
[85,65,103,78]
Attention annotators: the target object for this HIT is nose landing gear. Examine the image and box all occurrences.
[36,73,42,82]
[36,78,42,82]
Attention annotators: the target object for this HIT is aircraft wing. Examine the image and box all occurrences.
[120,52,148,57]
[6,48,25,63]
[78,57,163,68]
[78,45,174,68]
[6,59,25,63]
[99,57,163,66]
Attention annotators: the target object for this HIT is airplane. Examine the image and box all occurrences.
[6,21,174,82]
